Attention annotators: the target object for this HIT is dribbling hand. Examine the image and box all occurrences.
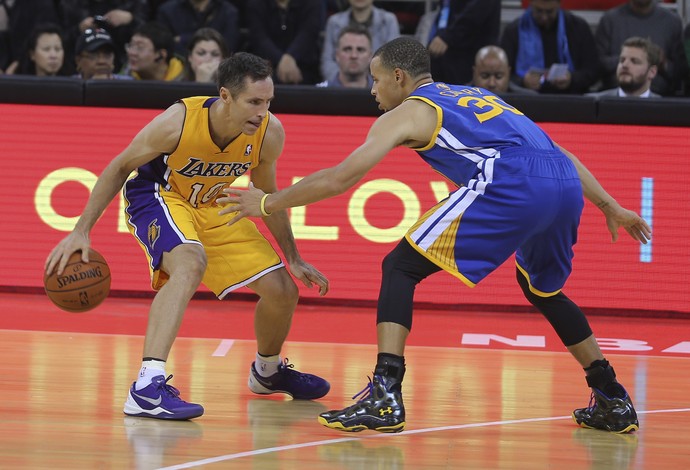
[45,231,91,276]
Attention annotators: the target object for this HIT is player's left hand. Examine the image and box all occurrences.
[217,183,266,225]
[605,206,652,244]
[289,259,330,296]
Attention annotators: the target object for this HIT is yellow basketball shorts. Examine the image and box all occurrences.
[123,181,283,298]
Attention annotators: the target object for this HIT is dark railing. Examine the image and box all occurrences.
[2,74,690,126]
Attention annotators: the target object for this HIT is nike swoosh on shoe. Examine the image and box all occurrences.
[252,373,276,388]
[132,392,163,406]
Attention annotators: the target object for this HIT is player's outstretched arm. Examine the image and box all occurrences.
[218,99,436,222]
[556,143,651,244]
[45,104,185,276]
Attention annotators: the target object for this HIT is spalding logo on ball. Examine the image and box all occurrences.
[44,248,111,312]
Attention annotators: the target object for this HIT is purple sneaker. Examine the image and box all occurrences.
[124,374,204,420]
[248,358,330,400]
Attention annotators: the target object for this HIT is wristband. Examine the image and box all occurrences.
[260,193,272,217]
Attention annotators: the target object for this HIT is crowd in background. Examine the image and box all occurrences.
[0,0,689,97]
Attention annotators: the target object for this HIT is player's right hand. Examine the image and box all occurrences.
[45,232,91,276]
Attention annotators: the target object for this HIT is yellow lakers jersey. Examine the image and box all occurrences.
[134,96,269,208]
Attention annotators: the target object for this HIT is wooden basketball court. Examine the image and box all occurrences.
[1,292,689,469]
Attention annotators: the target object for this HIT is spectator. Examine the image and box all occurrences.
[588,36,661,98]
[321,0,399,82]
[0,0,60,73]
[413,6,438,47]
[181,27,229,83]
[4,23,66,76]
[156,0,240,57]
[500,0,600,94]
[426,0,501,85]
[246,0,323,85]
[122,22,184,81]
[317,24,372,88]
[73,27,133,80]
[595,0,687,96]
[58,0,146,72]
[469,45,536,94]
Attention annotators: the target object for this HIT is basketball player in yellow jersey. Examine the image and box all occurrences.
[45,52,331,420]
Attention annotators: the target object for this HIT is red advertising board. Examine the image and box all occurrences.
[1,104,688,314]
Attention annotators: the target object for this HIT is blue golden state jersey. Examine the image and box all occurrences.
[406,83,557,187]
[133,96,269,208]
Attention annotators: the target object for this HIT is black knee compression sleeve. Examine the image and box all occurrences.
[377,239,441,330]
[516,268,593,346]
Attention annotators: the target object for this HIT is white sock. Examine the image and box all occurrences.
[255,353,281,377]
[135,359,166,390]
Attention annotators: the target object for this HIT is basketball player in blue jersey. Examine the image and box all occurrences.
[220,38,651,434]
[45,52,331,420]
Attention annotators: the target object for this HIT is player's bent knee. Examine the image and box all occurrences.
[163,245,208,284]
[254,269,299,306]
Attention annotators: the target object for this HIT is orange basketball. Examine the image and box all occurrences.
[44,248,111,312]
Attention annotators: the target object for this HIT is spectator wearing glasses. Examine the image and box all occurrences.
[122,22,184,81]
[73,27,132,80]
[58,0,147,72]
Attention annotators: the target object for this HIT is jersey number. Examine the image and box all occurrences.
[457,95,523,123]
[188,182,227,207]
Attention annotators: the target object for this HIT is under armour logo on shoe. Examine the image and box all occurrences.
[139,367,146,378]
[260,363,266,372]
[379,407,393,416]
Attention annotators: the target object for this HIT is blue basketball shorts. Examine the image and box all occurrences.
[405,148,584,296]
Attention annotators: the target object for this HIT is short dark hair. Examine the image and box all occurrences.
[216,52,273,96]
[372,37,430,78]
[132,22,175,64]
[622,36,662,68]
[337,24,372,46]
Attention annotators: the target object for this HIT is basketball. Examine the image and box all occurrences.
[44,248,111,312]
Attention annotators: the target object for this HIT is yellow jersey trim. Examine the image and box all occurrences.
[404,95,443,152]
[516,262,562,297]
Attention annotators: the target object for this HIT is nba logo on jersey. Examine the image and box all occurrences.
[244,144,252,156]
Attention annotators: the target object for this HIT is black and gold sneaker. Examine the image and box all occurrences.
[572,386,639,434]
[318,375,405,433]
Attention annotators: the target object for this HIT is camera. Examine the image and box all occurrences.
[93,15,109,29]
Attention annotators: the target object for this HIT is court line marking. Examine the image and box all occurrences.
[211,339,234,357]
[156,407,690,469]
